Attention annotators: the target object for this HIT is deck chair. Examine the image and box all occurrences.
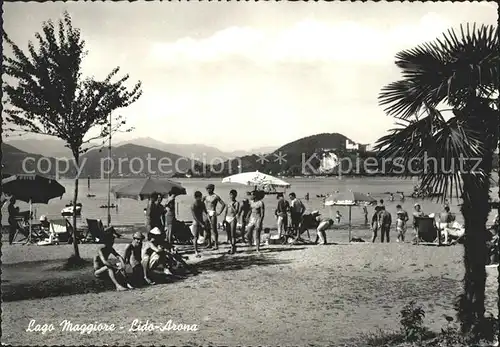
[11,217,31,244]
[85,219,121,243]
[48,219,73,244]
[172,220,194,245]
[415,216,441,245]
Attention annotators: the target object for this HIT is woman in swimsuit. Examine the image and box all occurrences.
[224,189,240,254]
[246,190,265,253]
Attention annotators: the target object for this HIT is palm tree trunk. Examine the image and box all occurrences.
[72,153,81,260]
[459,172,491,336]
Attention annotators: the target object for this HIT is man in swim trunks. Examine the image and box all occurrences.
[315,216,333,245]
[239,194,252,244]
[123,231,145,286]
[275,193,289,238]
[191,191,207,257]
[224,189,240,254]
[203,184,226,250]
[289,192,305,238]
[93,233,131,291]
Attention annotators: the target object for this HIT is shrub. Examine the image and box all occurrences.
[400,300,427,342]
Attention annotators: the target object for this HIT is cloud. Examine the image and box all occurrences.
[149,13,452,65]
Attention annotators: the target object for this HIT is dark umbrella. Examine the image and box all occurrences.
[112,177,186,201]
[2,174,66,242]
[324,191,376,242]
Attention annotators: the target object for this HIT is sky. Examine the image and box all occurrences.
[2,2,498,151]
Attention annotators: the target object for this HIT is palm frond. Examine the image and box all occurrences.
[379,24,499,119]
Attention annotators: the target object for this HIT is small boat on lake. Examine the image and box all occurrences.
[61,203,82,216]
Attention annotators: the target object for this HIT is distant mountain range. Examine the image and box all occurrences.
[7,133,495,179]
[5,137,277,162]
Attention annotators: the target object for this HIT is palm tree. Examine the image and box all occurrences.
[375,24,498,339]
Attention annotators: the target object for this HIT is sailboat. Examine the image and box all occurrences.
[86,176,96,198]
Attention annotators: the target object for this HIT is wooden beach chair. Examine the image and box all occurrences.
[49,219,73,244]
[85,219,121,243]
[415,216,441,245]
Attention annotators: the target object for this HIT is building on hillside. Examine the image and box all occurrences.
[319,152,339,174]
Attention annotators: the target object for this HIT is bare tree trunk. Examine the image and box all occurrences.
[459,173,490,337]
[72,153,81,259]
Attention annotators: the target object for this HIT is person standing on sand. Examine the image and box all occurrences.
[412,203,424,238]
[163,190,177,247]
[371,206,381,242]
[246,190,265,253]
[224,190,240,254]
[8,197,20,245]
[275,193,289,238]
[378,206,392,243]
[239,194,252,244]
[191,191,207,258]
[396,205,409,242]
[363,203,369,226]
[289,192,305,237]
[145,193,161,240]
[203,184,226,250]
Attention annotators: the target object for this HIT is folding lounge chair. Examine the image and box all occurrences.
[415,216,441,245]
[85,219,121,243]
[11,217,31,244]
[48,219,73,244]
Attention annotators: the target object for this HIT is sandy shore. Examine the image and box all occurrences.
[2,231,499,346]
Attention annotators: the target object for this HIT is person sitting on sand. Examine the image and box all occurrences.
[396,205,409,243]
[246,190,265,253]
[203,184,226,250]
[275,193,289,239]
[142,227,174,285]
[123,231,145,286]
[378,206,392,243]
[93,233,131,291]
[315,216,333,245]
[224,189,240,254]
[191,191,207,258]
[438,205,454,244]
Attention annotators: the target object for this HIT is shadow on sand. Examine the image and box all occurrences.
[2,245,303,302]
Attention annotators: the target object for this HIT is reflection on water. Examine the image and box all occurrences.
[2,177,497,227]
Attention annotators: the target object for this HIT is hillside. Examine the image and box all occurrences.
[2,143,60,177]
[1,143,199,179]
[78,144,199,178]
[5,138,72,158]
[212,133,357,176]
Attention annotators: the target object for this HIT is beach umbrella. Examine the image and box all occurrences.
[112,177,186,201]
[222,171,291,190]
[324,191,376,242]
[2,174,66,243]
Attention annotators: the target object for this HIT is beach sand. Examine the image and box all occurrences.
[2,227,499,346]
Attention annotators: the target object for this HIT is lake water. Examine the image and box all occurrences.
[2,177,498,228]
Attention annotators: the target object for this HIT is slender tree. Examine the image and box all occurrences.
[2,12,142,261]
[375,24,498,340]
